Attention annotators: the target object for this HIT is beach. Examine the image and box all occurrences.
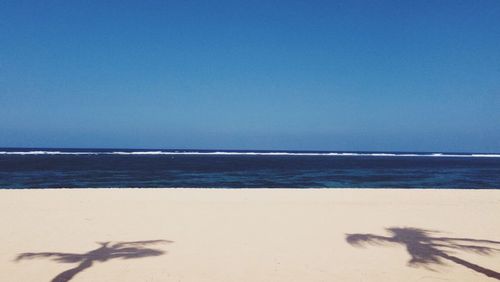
[1,188,499,282]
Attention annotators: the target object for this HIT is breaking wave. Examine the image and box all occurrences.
[0,150,499,158]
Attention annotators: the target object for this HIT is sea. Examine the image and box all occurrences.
[0,148,499,189]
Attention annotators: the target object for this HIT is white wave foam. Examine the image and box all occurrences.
[0,151,97,155]
[1,151,500,158]
[471,154,500,158]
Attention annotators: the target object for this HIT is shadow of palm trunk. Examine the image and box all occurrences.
[52,259,93,282]
[440,252,500,280]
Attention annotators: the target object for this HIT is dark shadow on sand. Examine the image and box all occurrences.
[16,239,172,282]
[346,227,500,280]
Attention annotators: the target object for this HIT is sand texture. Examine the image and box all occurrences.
[1,188,500,281]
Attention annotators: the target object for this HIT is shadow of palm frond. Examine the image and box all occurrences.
[346,227,500,280]
[16,239,172,282]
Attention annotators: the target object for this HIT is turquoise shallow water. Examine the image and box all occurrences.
[1,148,499,188]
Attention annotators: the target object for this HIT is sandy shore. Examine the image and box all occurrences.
[1,189,499,282]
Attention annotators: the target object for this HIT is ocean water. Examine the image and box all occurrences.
[0,148,499,189]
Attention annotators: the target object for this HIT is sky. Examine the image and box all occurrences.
[1,1,499,152]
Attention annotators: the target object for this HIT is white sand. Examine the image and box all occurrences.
[1,189,499,281]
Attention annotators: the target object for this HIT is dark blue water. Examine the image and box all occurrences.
[1,148,499,188]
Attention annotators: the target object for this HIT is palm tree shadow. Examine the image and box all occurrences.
[346,227,500,280]
[15,239,172,282]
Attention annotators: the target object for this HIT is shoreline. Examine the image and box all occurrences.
[2,187,500,190]
[2,189,499,281]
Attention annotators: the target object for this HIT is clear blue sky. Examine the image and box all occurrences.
[1,1,499,152]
